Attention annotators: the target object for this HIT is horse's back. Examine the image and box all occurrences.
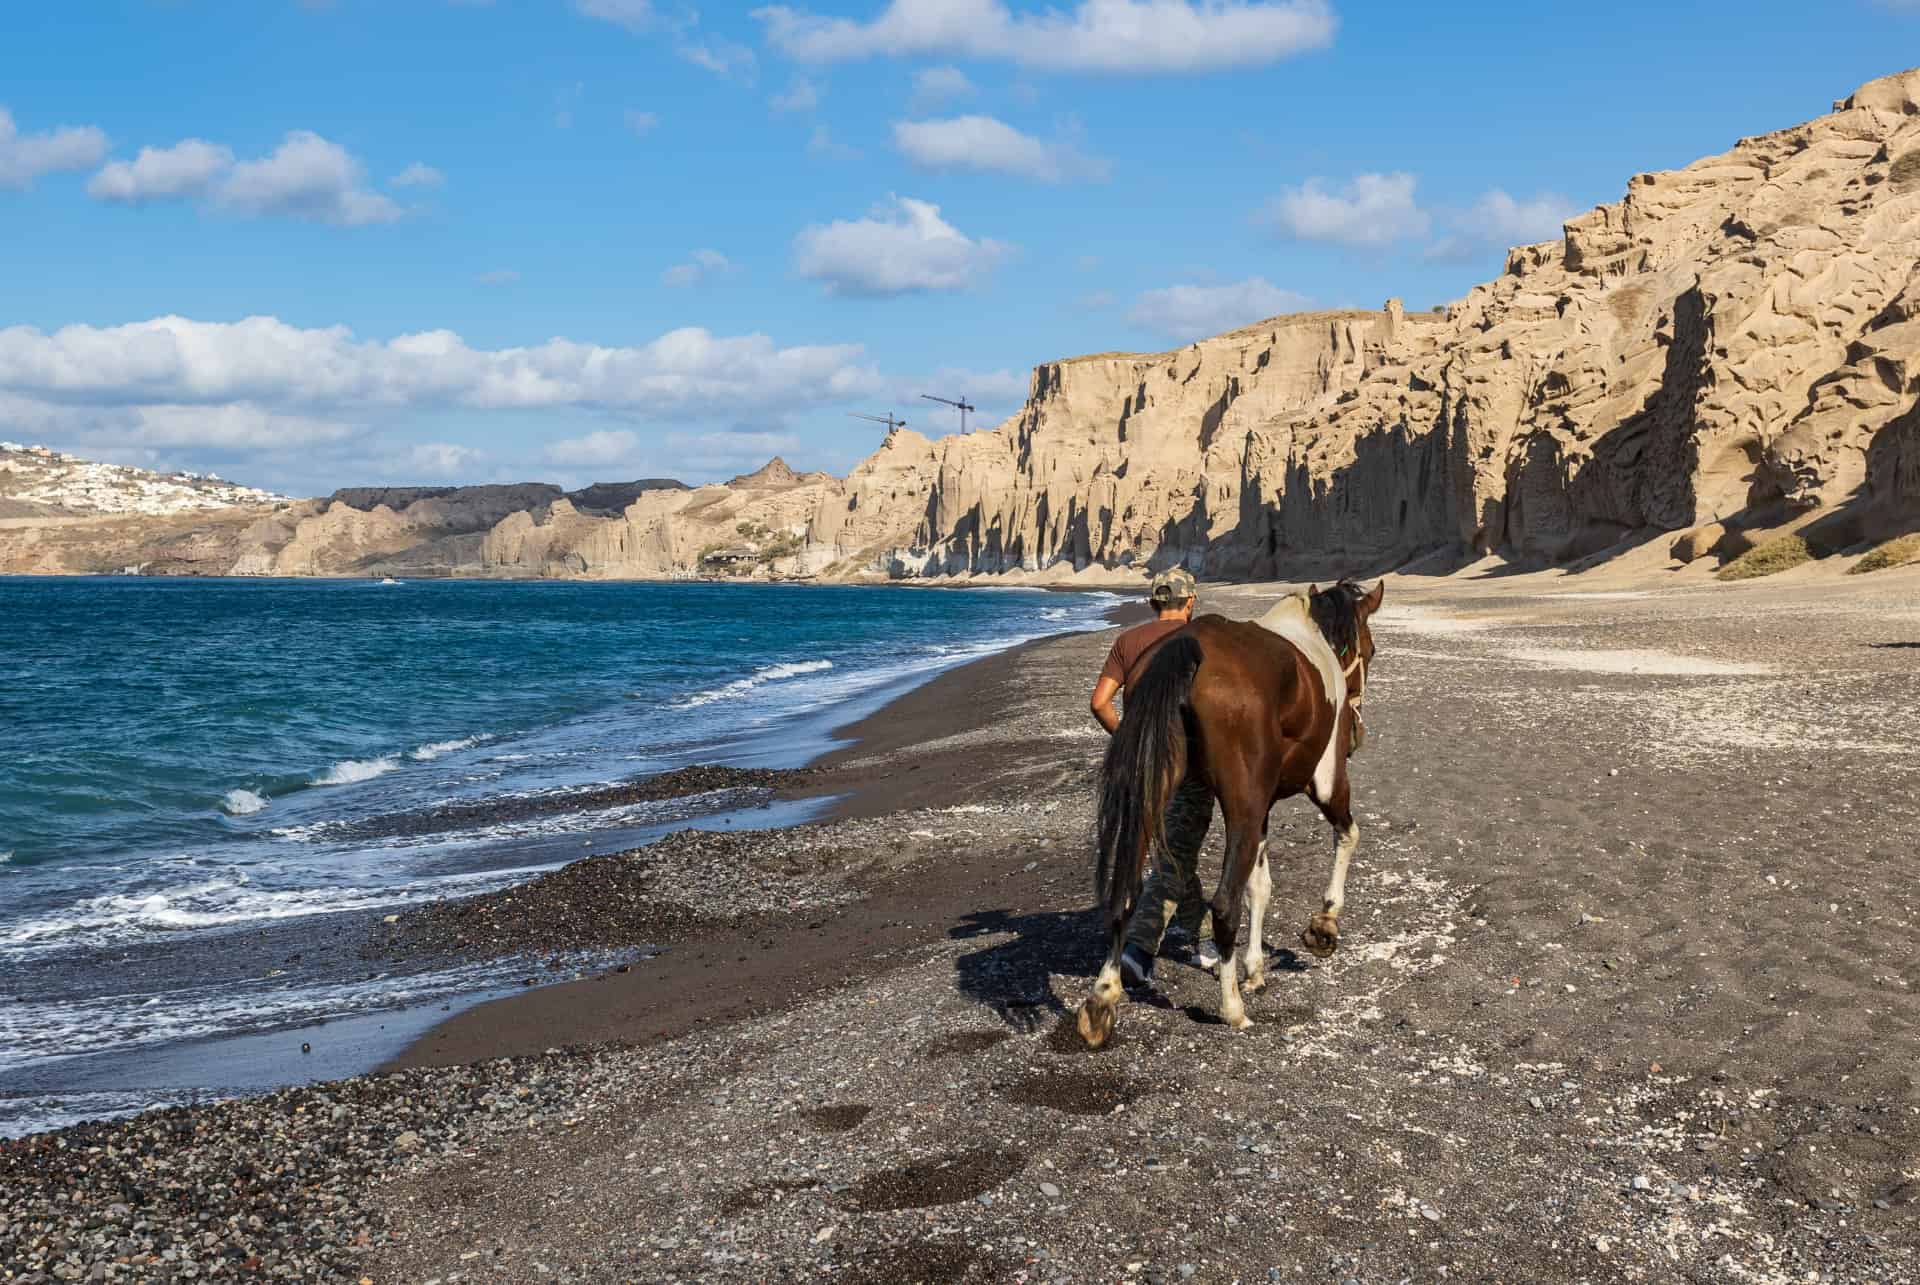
[1181,612,1340,801]
[1185,614,1312,693]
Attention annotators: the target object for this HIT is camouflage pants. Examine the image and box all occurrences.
[1124,774,1215,954]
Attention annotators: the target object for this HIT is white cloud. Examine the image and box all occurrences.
[0,315,880,422]
[625,109,660,136]
[546,426,806,478]
[1127,277,1311,340]
[662,248,734,287]
[892,114,1105,182]
[391,162,445,188]
[911,65,975,109]
[87,139,233,203]
[572,0,653,31]
[547,429,639,466]
[477,269,520,286]
[664,428,804,473]
[219,131,403,225]
[1424,188,1580,262]
[0,107,109,190]
[806,125,860,160]
[793,195,1009,296]
[680,37,757,81]
[1265,171,1428,248]
[755,0,1335,73]
[1465,188,1575,244]
[400,442,487,477]
[771,77,822,113]
[0,392,357,452]
[82,131,412,226]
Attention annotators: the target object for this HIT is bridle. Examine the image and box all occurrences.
[1338,641,1369,754]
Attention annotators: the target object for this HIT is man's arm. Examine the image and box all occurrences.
[1089,674,1121,735]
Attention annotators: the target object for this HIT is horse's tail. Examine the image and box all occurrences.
[1095,634,1204,922]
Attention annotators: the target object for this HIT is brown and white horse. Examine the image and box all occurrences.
[1077,579,1383,1048]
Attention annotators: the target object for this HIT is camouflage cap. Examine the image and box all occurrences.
[1148,566,1197,603]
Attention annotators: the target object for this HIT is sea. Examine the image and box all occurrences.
[0,576,1117,1138]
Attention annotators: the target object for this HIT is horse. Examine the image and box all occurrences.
[1076,579,1383,1048]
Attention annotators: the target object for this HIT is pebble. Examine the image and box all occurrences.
[1039,1182,1062,1199]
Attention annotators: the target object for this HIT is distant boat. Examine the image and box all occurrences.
[379,577,401,585]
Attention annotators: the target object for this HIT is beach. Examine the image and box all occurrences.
[4,568,1920,1282]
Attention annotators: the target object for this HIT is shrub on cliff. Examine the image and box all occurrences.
[1847,532,1920,575]
[1717,535,1813,581]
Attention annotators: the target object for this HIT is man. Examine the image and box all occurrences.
[1088,566,1220,986]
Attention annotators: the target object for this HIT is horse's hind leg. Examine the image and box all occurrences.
[1209,816,1264,1030]
[1302,776,1358,959]
[1242,838,1272,994]
[1076,915,1127,1049]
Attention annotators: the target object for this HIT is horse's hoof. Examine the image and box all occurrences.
[1300,913,1340,959]
[1243,973,1268,995]
[1076,1000,1114,1049]
[1225,1013,1253,1031]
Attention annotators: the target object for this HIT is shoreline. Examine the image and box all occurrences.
[0,583,1126,1143]
[378,614,1130,1071]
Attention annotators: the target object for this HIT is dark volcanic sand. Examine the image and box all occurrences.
[6,569,1920,1283]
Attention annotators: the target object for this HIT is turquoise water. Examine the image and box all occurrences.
[0,576,1113,1134]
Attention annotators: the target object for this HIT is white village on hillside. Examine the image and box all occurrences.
[0,442,288,516]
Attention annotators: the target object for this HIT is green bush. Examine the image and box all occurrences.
[1847,532,1920,575]
[1716,534,1813,581]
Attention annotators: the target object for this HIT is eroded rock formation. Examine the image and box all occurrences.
[828,67,1920,578]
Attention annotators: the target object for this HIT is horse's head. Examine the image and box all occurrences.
[1308,580,1384,752]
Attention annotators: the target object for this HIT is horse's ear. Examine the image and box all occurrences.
[1307,583,1319,597]
[1363,580,1385,612]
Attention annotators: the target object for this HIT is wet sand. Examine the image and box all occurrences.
[6,566,1920,1282]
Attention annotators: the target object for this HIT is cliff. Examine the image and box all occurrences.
[4,68,1915,584]
[815,66,1920,579]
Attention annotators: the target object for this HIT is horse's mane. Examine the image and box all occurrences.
[1308,579,1366,658]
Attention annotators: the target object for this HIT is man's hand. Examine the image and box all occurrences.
[1090,674,1121,735]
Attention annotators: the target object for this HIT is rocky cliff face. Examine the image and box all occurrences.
[814,67,1920,579]
[5,69,1915,584]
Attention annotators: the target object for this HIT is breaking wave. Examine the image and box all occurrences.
[408,735,488,762]
[220,789,269,816]
[311,755,400,786]
[671,659,835,708]
[0,864,557,956]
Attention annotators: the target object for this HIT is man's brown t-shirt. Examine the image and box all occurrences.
[1099,618,1188,690]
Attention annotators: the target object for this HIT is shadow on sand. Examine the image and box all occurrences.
[950,906,1105,1033]
[950,905,1316,1035]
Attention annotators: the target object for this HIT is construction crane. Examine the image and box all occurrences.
[921,393,976,434]
[848,411,908,435]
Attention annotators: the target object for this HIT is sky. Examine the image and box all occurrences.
[0,1,1915,497]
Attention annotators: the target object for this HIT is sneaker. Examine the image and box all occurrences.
[1119,943,1154,987]
[1193,940,1223,973]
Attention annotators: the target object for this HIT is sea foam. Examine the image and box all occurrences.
[221,789,270,815]
[312,755,400,786]
[673,659,834,708]
[408,735,487,762]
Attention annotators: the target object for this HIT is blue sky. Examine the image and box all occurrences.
[0,0,1914,496]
